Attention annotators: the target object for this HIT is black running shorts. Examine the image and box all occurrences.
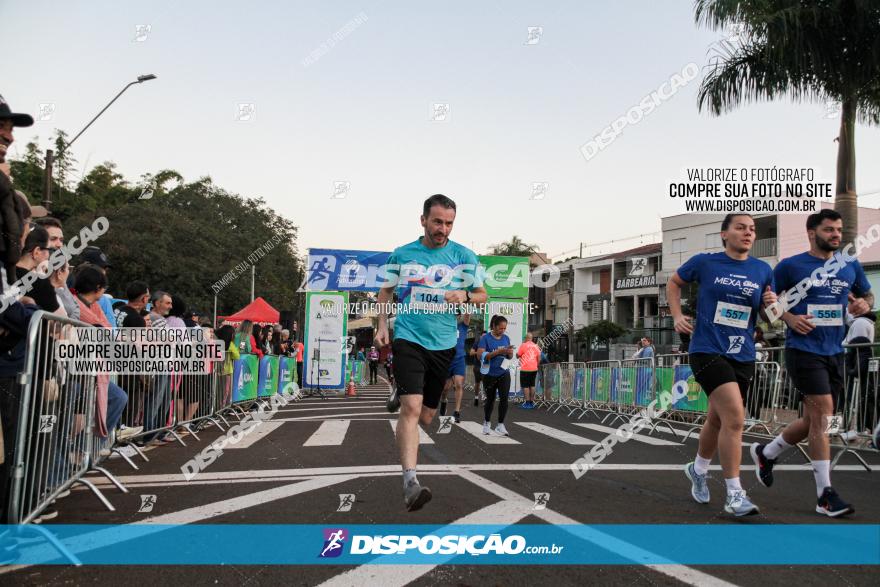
[392,338,456,409]
[520,370,537,387]
[785,348,844,399]
[689,353,755,397]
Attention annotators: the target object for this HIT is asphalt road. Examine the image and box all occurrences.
[2,378,878,586]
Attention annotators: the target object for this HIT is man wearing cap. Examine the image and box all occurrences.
[0,95,45,526]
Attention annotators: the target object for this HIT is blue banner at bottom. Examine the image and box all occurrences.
[2,524,878,565]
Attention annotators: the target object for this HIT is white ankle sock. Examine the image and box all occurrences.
[693,455,712,475]
[725,477,742,494]
[403,468,418,488]
[812,460,831,497]
[763,435,792,460]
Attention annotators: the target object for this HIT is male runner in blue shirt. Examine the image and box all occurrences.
[751,209,870,517]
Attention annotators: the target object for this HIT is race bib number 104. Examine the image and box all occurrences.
[409,287,448,312]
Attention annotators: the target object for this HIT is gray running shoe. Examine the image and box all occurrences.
[386,386,400,413]
[684,462,710,504]
[724,490,760,516]
[404,481,432,512]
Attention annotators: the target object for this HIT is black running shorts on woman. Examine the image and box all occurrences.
[689,353,756,396]
[392,338,456,409]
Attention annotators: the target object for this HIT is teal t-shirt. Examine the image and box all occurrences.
[386,237,483,351]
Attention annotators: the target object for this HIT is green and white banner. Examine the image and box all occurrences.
[478,255,530,299]
[303,291,349,389]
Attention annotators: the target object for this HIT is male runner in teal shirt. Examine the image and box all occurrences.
[375,194,487,511]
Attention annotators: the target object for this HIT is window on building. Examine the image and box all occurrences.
[672,238,687,254]
[591,302,603,322]
[705,233,723,249]
[592,271,601,285]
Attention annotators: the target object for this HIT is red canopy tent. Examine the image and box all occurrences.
[217,297,280,326]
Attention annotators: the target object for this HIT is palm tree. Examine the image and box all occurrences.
[695,0,880,245]
[489,235,539,257]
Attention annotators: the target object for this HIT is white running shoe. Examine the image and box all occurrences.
[495,423,509,436]
[482,421,491,435]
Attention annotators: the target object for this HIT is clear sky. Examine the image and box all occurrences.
[4,0,879,260]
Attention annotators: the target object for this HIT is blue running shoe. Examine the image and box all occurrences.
[684,462,710,504]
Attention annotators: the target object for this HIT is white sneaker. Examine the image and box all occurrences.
[117,425,143,440]
[482,422,491,435]
[495,423,509,436]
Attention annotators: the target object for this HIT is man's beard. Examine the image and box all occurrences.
[816,234,840,252]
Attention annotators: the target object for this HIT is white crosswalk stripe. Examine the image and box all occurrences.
[388,421,435,444]
[514,422,597,445]
[303,419,351,446]
[572,423,680,446]
[222,421,284,449]
[456,421,520,444]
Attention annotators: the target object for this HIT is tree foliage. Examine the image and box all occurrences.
[9,143,304,323]
[489,235,538,257]
[577,320,628,347]
[694,0,880,244]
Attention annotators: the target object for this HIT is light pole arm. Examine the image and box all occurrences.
[64,81,139,152]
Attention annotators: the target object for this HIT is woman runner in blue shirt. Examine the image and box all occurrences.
[477,315,515,436]
[667,213,777,516]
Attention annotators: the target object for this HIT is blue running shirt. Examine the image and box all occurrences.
[676,252,774,362]
[774,251,871,355]
[385,238,483,351]
[477,332,512,376]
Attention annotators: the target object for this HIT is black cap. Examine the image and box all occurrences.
[81,246,111,268]
[0,94,34,127]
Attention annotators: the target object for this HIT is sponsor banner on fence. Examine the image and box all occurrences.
[655,366,707,412]
[232,354,260,402]
[6,524,877,565]
[303,291,349,389]
[590,367,613,403]
[278,356,296,394]
[258,355,280,398]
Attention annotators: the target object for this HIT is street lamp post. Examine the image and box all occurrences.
[42,74,157,211]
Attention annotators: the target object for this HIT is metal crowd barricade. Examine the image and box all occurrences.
[9,312,115,524]
[550,362,584,415]
[833,342,879,468]
[607,357,654,425]
[110,332,228,457]
[575,360,620,421]
[536,363,561,409]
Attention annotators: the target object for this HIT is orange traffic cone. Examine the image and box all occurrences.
[346,381,357,397]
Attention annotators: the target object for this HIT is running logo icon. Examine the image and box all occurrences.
[302,256,336,291]
[319,528,348,558]
[138,495,157,513]
[727,335,745,354]
[629,258,647,276]
[533,492,550,510]
[437,416,453,434]
[337,494,355,512]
